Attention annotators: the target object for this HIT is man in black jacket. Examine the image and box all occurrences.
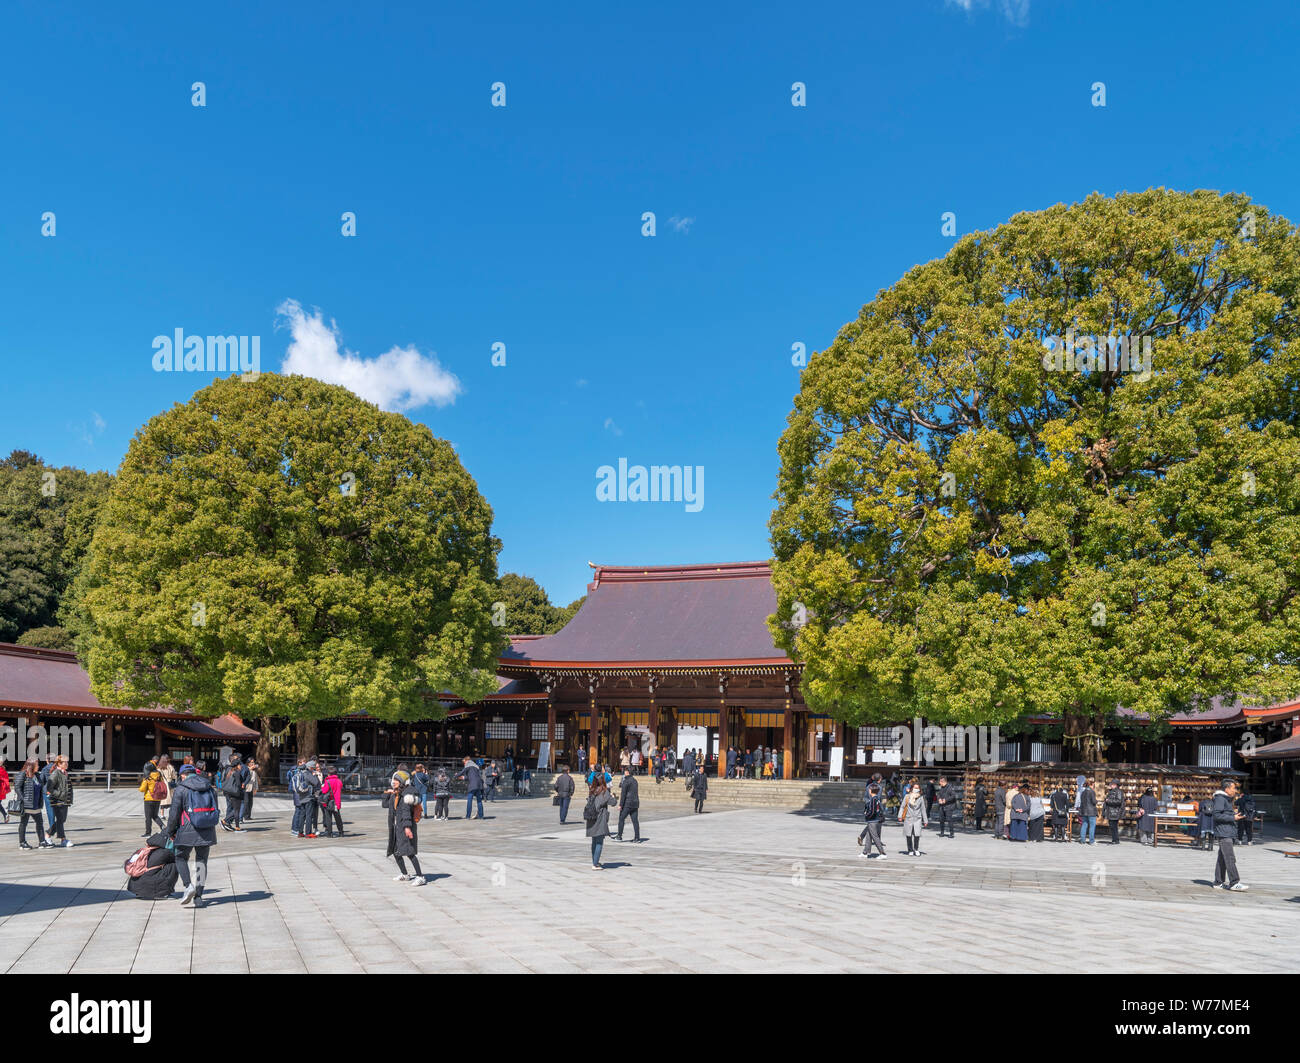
[455,757,485,820]
[166,763,219,907]
[859,782,887,858]
[933,775,957,838]
[554,765,575,823]
[617,768,641,841]
[1235,785,1257,844]
[220,753,248,832]
[1211,779,1247,891]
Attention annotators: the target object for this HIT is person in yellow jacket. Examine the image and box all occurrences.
[139,771,167,837]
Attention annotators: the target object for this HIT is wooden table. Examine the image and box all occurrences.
[1153,813,1199,848]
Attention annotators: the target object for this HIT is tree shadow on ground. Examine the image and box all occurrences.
[0,884,125,917]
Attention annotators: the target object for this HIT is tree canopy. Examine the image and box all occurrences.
[769,189,1300,741]
[495,572,585,634]
[0,450,112,642]
[77,374,506,721]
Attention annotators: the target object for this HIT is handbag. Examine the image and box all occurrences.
[552,795,561,806]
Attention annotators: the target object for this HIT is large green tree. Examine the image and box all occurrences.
[0,450,112,642]
[769,189,1300,757]
[78,375,506,763]
[494,572,586,634]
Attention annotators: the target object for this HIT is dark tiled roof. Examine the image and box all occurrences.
[502,562,790,666]
[1244,733,1300,760]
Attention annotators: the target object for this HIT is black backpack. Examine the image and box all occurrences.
[863,794,882,821]
[583,794,600,826]
[222,768,244,798]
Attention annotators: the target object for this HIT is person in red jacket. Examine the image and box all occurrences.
[0,763,10,824]
[320,767,345,838]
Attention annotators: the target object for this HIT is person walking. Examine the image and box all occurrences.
[899,781,928,855]
[384,771,426,886]
[484,760,502,802]
[1077,778,1098,845]
[681,748,695,777]
[1050,783,1070,841]
[321,765,345,837]
[1136,787,1158,845]
[923,778,936,818]
[240,760,258,822]
[455,756,485,820]
[46,756,74,847]
[38,755,56,826]
[15,759,49,849]
[554,765,575,824]
[576,746,588,776]
[1008,783,1030,842]
[616,768,641,842]
[859,782,887,859]
[219,753,248,832]
[432,766,451,820]
[140,768,167,837]
[411,764,431,820]
[619,748,631,774]
[583,774,615,870]
[973,781,988,831]
[993,781,1008,840]
[689,765,708,813]
[1235,785,1257,845]
[0,761,10,825]
[1211,778,1248,891]
[933,775,957,838]
[666,747,677,781]
[1103,780,1125,845]
[1197,791,1216,851]
[166,763,219,907]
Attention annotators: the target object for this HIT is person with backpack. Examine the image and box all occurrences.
[584,774,615,869]
[1103,780,1126,844]
[689,765,707,813]
[554,765,575,823]
[289,757,308,836]
[123,830,179,901]
[220,753,248,832]
[14,759,49,850]
[321,765,345,837]
[165,762,219,907]
[858,782,887,859]
[616,767,641,842]
[46,756,74,847]
[455,756,485,820]
[1235,785,1257,845]
[139,769,167,837]
[293,758,321,838]
[384,770,426,886]
[432,766,451,820]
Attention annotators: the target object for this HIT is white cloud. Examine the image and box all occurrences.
[603,417,623,436]
[945,0,1029,25]
[668,215,695,234]
[275,299,462,412]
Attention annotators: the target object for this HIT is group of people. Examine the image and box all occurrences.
[287,757,347,838]
[1,755,76,849]
[722,746,783,780]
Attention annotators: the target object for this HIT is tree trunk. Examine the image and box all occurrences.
[255,717,275,781]
[296,719,318,760]
[1064,709,1106,763]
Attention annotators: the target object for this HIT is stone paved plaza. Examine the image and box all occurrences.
[1,788,1297,973]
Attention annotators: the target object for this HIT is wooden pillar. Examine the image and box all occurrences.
[588,699,599,770]
[103,718,114,771]
[516,711,529,765]
[717,674,729,775]
[784,709,794,780]
[154,727,163,756]
[546,699,556,771]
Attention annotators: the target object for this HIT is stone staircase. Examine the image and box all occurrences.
[533,773,870,815]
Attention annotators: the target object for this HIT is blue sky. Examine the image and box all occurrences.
[3,0,1299,604]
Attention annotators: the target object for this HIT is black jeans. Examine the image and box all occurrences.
[618,807,640,840]
[50,804,69,842]
[558,796,571,823]
[144,800,163,834]
[694,799,704,813]
[174,844,210,895]
[935,805,954,836]
[224,795,242,825]
[322,805,344,835]
[242,792,254,820]
[1236,818,1254,843]
[435,795,450,818]
[1109,819,1120,843]
[20,810,46,845]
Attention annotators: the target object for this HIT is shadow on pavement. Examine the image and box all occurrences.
[0,884,124,916]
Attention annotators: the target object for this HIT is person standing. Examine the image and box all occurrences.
[1103,780,1125,845]
[617,768,641,842]
[973,781,988,831]
[1235,784,1257,845]
[682,748,695,777]
[1008,783,1029,842]
[1211,778,1248,891]
[46,756,74,847]
[384,771,426,886]
[690,765,708,813]
[241,760,259,823]
[576,746,588,776]
[38,755,56,826]
[1002,780,1019,841]
[0,761,10,825]
[302,759,323,838]
[923,778,936,818]
[1027,786,1045,842]
[899,782,928,855]
[554,765,575,824]
[933,775,956,838]
[1078,778,1098,845]
[166,763,219,907]
[859,782,887,859]
[485,760,502,802]
[219,753,248,832]
[619,748,631,774]
[725,746,737,780]
[432,766,451,820]
[157,754,177,825]
[1197,791,1216,851]
[583,774,615,869]
[15,760,49,849]
[1136,787,1158,845]
[1050,783,1070,841]
[455,756,485,820]
[993,781,1008,841]
[666,747,677,781]
[140,769,166,837]
[411,764,430,819]
[321,765,345,837]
